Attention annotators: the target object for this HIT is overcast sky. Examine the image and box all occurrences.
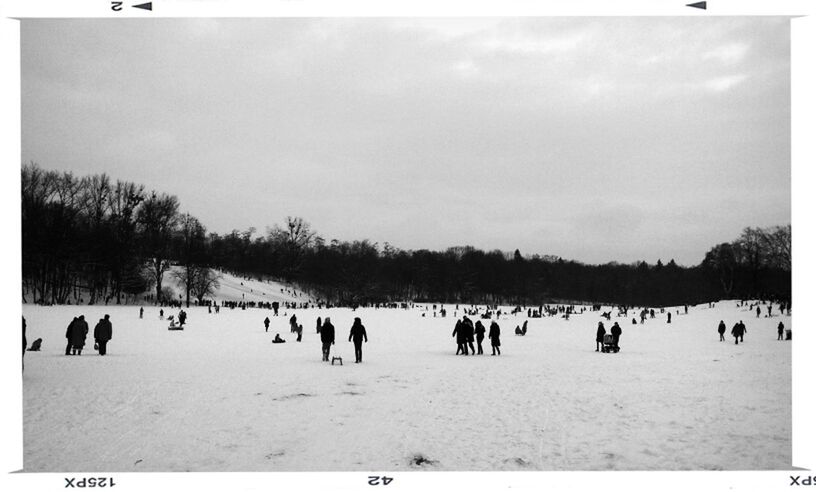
[21,17,790,266]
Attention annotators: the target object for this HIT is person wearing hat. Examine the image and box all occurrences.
[348,317,368,363]
[94,314,113,356]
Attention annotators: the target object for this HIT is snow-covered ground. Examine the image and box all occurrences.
[21,301,791,472]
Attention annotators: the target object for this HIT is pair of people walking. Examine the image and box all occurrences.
[595,321,622,351]
[65,315,113,355]
[319,317,368,363]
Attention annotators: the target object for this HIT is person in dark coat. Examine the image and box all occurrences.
[139,307,144,319]
[94,314,113,356]
[316,316,322,333]
[731,322,744,345]
[739,320,746,342]
[348,317,368,363]
[489,321,501,355]
[264,317,270,332]
[178,310,187,327]
[718,320,726,341]
[65,317,77,355]
[778,321,785,341]
[69,315,89,355]
[320,317,335,361]
[289,314,298,333]
[667,312,671,324]
[610,322,622,350]
[595,322,606,352]
[296,324,303,342]
[272,333,286,343]
[474,320,486,355]
[756,306,761,318]
[463,316,476,355]
[452,319,467,355]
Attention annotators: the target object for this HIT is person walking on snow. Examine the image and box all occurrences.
[777,321,785,341]
[489,321,501,356]
[264,317,270,332]
[718,320,726,341]
[731,322,744,345]
[610,322,622,350]
[348,317,368,363]
[596,322,606,352]
[452,319,467,355]
[320,317,335,361]
[756,306,761,318]
[94,314,113,356]
[474,320,486,355]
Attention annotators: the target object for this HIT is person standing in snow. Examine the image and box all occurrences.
[139,307,144,319]
[316,316,322,334]
[452,319,467,355]
[474,320,486,355]
[348,317,368,363]
[739,320,746,342]
[756,306,761,318]
[178,310,187,327]
[777,321,785,341]
[596,322,606,352]
[463,316,476,355]
[667,312,671,324]
[489,320,501,356]
[320,317,335,361]
[718,320,726,341]
[289,314,298,333]
[94,314,113,356]
[68,315,89,355]
[264,317,270,332]
[610,322,622,350]
[731,322,743,345]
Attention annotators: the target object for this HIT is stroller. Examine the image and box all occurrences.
[601,334,619,353]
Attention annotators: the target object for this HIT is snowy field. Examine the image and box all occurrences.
[21,301,791,472]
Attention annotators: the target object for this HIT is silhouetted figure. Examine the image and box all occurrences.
[65,317,77,355]
[777,321,784,341]
[68,315,89,355]
[463,316,476,355]
[272,302,280,316]
[272,333,286,343]
[264,317,270,332]
[739,320,746,342]
[489,321,501,355]
[296,324,303,342]
[596,322,606,352]
[667,312,671,324]
[28,338,42,352]
[768,304,772,317]
[718,320,726,341]
[731,322,744,345]
[321,317,335,361]
[452,319,467,355]
[159,309,164,320]
[610,322,622,350]
[756,306,761,318]
[316,316,322,333]
[289,314,298,333]
[139,307,144,319]
[521,320,528,335]
[348,317,368,363]
[178,310,187,327]
[475,320,486,354]
[94,314,113,356]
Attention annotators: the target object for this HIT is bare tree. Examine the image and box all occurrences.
[136,192,179,304]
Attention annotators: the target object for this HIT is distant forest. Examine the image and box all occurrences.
[21,163,791,307]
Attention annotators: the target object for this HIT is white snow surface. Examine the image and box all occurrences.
[21,302,791,472]
[157,267,314,304]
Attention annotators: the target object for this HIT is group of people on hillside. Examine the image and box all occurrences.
[717,319,787,344]
[451,316,502,356]
[64,314,113,355]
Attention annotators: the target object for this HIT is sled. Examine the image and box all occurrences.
[331,356,343,365]
[601,334,619,353]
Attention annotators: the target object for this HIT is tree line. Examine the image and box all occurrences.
[21,163,791,307]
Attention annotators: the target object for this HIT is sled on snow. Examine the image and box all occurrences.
[601,334,619,353]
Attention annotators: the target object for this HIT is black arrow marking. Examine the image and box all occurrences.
[133,2,152,11]
[686,1,707,9]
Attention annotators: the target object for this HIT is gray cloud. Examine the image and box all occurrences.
[21,17,790,265]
